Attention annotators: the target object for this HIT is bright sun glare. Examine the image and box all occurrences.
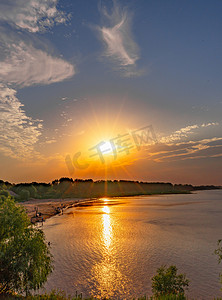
[100,141,113,154]
[102,206,110,214]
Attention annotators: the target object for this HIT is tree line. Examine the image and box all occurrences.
[0,179,221,201]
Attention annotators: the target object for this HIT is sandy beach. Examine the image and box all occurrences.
[20,198,92,223]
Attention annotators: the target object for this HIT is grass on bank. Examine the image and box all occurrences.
[1,290,222,300]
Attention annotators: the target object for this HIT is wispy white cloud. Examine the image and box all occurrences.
[0,40,75,87]
[97,1,141,76]
[144,122,222,163]
[161,125,199,143]
[45,139,57,144]
[0,1,75,88]
[0,0,68,32]
[0,0,76,161]
[150,137,222,162]
[201,122,219,127]
[120,123,222,167]
[0,84,42,159]
[160,123,219,144]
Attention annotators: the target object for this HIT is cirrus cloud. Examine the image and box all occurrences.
[97,1,142,76]
[0,40,75,87]
[0,0,68,33]
[0,84,43,159]
[0,0,75,160]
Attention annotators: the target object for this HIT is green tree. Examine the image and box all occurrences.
[19,189,30,201]
[0,197,53,295]
[27,185,37,198]
[151,265,189,298]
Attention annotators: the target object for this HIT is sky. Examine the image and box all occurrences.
[0,0,222,185]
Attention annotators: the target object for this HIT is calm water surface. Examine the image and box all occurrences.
[42,190,222,299]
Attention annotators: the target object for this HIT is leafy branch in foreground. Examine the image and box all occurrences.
[151,265,189,298]
[0,197,53,295]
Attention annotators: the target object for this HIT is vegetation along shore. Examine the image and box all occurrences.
[0,178,221,223]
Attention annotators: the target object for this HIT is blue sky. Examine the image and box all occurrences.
[0,0,222,184]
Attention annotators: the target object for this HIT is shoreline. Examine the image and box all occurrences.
[20,197,98,224]
[19,190,192,224]
[20,189,221,224]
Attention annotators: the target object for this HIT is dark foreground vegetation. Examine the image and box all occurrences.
[0,197,53,295]
[0,178,221,201]
[0,292,200,300]
[1,197,222,300]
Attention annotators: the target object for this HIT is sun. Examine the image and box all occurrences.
[100,141,113,155]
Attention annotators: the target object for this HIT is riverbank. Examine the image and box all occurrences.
[19,190,194,224]
[19,189,215,224]
[20,197,98,224]
[19,189,192,223]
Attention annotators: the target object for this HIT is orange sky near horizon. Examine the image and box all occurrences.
[1,1,222,185]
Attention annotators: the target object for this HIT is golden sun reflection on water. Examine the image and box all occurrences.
[102,206,110,214]
[90,203,128,298]
[102,206,112,248]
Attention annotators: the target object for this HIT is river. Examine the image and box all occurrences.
[42,190,222,299]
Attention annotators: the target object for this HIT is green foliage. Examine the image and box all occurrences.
[0,197,53,295]
[27,185,37,198]
[151,265,189,298]
[8,179,199,201]
[19,189,30,201]
[215,240,222,286]
[0,183,7,190]
[26,290,74,299]
[44,186,59,199]
[0,190,11,197]
[0,191,14,202]
[0,292,192,300]
[215,240,222,264]
[150,295,187,299]
[0,195,7,201]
